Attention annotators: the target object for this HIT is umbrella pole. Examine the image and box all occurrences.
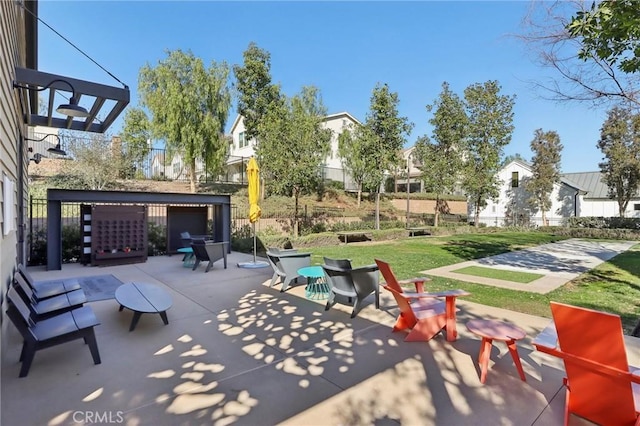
[253,222,257,263]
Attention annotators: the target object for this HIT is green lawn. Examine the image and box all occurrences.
[307,232,640,334]
[451,265,544,283]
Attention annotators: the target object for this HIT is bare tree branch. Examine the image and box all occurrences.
[517,0,640,108]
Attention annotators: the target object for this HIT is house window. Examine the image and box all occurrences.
[511,172,519,188]
[634,204,640,211]
[238,132,246,148]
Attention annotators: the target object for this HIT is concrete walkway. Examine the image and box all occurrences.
[424,238,637,293]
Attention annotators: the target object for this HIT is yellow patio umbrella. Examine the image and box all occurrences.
[247,157,261,224]
[238,157,269,268]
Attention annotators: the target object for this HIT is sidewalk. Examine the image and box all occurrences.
[423,238,637,293]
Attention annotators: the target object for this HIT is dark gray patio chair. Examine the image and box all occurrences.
[6,286,101,378]
[18,263,81,299]
[13,272,86,319]
[191,239,228,272]
[266,248,311,292]
[322,258,380,318]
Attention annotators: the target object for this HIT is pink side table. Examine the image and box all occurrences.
[466,319,527,384]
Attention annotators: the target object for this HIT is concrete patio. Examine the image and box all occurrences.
[3,251,639,425]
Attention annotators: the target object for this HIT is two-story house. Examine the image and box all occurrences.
[226,112,359,189]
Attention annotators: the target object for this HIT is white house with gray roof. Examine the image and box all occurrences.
[472,160,640,226]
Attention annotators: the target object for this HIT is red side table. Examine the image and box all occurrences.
[466,319,527,384]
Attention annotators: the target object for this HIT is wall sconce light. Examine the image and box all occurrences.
[25,134,67,157]
[13,79,90,118]
[30,153,43,164]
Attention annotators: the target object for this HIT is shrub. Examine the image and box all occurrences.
[61,224,82,263]
[147,222,167,256]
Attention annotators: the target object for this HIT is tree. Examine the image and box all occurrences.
[501,153,527,167]
[462,80,516,226]
[524,129,563,225]
[568,0,640,74]
[414,82,468,227]
[62,133,122,190]
[139,49,231,193]
[362,83,413,229]
[121,107,151,178]
[597,106,640,217]
[521,1,640,107]
[233,42,282,141]
[257,86,332,236]
[337,123,373,207]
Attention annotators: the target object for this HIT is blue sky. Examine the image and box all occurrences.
[37,1,608,173]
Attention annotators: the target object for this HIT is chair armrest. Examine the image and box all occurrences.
[403,289,470,299]
[532,321,558,351]
[351,264,379,273]
[277,252,312,259]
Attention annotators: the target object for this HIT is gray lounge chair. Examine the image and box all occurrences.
[18,263,81,299]
[322,258,380,318]
[266,248,311,292]
[6,286,101,377]
[13,272,86,319]
[191,239,228,272]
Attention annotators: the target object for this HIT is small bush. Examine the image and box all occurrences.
[147,222,167,256]
[61,224,82,263]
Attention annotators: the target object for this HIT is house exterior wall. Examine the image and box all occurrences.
[1,0,28,347]
[472,161,579,226]
[580,198,640,218]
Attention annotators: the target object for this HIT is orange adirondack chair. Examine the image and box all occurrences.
[533,302,640,426]
[376,259,470,342]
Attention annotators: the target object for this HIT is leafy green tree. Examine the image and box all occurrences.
[121,107,151,178]
[337,123,373,207]
[362,83,413,229]
[524,129,563,225]
[501,153,527,167]
[568,0,640,74]
[139,49,231,193]
[233,42,282,141]
[597,106,640,217]
[257,86,332,236]
[462,80,516,226]
[415,82,468,227]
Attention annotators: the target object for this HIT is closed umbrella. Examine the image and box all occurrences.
[248,157,261,224]
[238,157,269,268]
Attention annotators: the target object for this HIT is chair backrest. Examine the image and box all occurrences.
[191,239,209,261]
[375,259,403,293]
[382,285,417,324]
[324,257,352,269]
[180,232,193,248]
[17,263,35,288]
[14,272,36,302]
[7,286,34,326]
[551,301,638,425]
[322,264,356,296]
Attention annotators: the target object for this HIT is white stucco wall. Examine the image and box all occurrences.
[472,161,579,226]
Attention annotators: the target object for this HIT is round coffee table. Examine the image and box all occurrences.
[115,282,173,331]
[466,319,527,384]
[298,266,330,300]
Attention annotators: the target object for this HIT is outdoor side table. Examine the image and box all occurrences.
[466,319,527,384]
[115,282,173,331]
[177,247,195,268]
[298,266,330,300]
